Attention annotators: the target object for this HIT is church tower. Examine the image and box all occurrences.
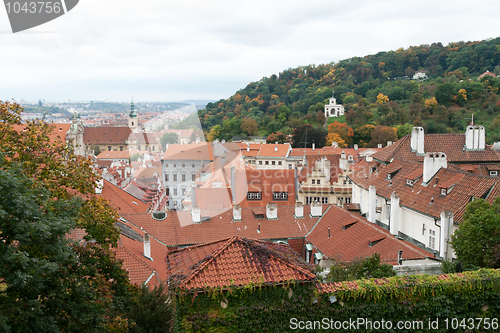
[128,98,138,132]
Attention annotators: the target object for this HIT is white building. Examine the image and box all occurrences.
[324,92,344,118]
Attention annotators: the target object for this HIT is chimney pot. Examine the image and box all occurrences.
[143,233,151,260]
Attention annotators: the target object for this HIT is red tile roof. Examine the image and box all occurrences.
[13,123,72,143]
[120,205,321,247]
[83,126,132,145]
[133,132,158,144]
[162,143,213,161]
[350,159,499,222]
[236,169,296,207]
[372,133,500,163]
[306,206,432,265]
[100,179,150,214]
[97,150,130,160]
[256,143,290,158]
[166,236,315,290]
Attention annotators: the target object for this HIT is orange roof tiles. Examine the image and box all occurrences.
[120,205,321,247]
[166,236,315,290]
[306,206,432,265]
[350,159,499,222]
[100,179,150,214]
[373,133,500,163]
[83,126,132,145]
[162,143,213,161]
[256,143,290,158]
[96,150,130,160]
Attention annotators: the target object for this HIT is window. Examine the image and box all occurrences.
[317,180,321,185]
[165,174,169,182]
[440,188,447,196]
[165,164,168,167]
[182,174,186,182]
[192,163,195,168]
[279,161,282,166]
[490,170,498,176]
[173,163,176,168]
[312,180,315,185]
[386,204,391,221]
[182,187,186,195]
[247,192,262,200]
[288,164,292,169]
[191,174,195,181]
[152,146,155,151]
[306,197,313,205]
[345,197,351,204]
[120,146,123,151]
[429,229,436,249]
[259,161,263,165]
[272,161,276,165]
[173,174,177,182]
[108,146,112,151]
[138,146,141,151]
[173,188,178,196]
[406,179,413,186]
[321,197,328,204]
[343,180,347,185]
[182,164,185,168]
[273,192,288,200]
[265,161,269,165]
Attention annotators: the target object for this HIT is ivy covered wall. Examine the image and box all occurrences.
[173,269,500,332]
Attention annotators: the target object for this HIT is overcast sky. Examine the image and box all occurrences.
[1,0,500,103]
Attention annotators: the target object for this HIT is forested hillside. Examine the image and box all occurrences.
[198,37,500,146]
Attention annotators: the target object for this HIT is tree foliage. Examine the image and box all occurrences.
[370,125,398,147]
[291,124,327,148]
[160,132,178,149]
[127,283,172,333]
[327,121,353,146]
[0,101,136,332]
[451,198,500,269]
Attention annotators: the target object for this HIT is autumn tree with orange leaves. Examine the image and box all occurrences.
[326,121,353,147]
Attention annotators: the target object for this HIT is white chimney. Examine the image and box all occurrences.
[377,144,382,148]
[246,143,250,152]
[312,143,315,151]
[466,125,475,150]
[389,192,400,235]
[354,144,358,151]
[423,152,447,183]
[311,200,323,217]
[275,146,278,152]
[366,156,373,162]
[95,179,103,194]
[440,210,453,259]
[331,141,338,148]
[143,233,151,260]
[339,152,347,171]
[473,126,479,149]
[323,159,331,183]
[411,127,418,151]
[368,185,376,223]
[387,141,392,146]
[295,201,304,218]
[266,203,277,219]
[191,206,201,223]
[411,127,425,154]
[233,204,242,221]
[478,126,486,150]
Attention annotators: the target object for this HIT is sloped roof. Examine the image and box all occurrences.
[115,246,157,286]
[256,143,290,158]
[306,206,432,265]
[96,150,130,160]
[372,133,500,163]
[133,132,158,144]
[83,126,132,145]
[298,154,342,185]
[100,179,150,214]
[120,205,321,247]
[162,143,214,161]
[13,123,72,143]
[166,236,315,290]
[350,159,499,222]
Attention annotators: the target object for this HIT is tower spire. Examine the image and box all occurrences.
[129,97,137,118]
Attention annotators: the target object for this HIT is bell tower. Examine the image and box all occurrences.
[128,97,138,132]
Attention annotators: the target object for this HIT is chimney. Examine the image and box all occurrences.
[368,185,376,223]
[221,139,225,143]
[328,227,331,238]
[275,146,278,152]
[323,159,331,183]
[266,203,277,219]
[294,167,299,198]
[231,165,236,203]
[331,141,338,148]
[257,223,261,233]
[387,141,392,146]
[397,250,403,265]
[196,139,200,144]
[466,125,486,150]
[95,179,103,194]
[233,204,242,221]
[440,210,453,259]
[312,143,315,151]
[366,156,373,162]
[191,206,201,223]
[295,201,304,218]
[246,143,250,152]
[423,152,447,183]
[479,126,485,150]
[311,200,323,217]
[377,144,382,148]
[191,185,196,207]
[354,144,358,151]
[411,127,425,154]
[143,233,151,260]
[389,192,400,236]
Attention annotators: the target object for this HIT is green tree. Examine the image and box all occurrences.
[127,284,172,333]
[160,132,178,149]
[353,124,375,147]
[451,198,500,269]
[325,253,395,282]
[291,124,327,148]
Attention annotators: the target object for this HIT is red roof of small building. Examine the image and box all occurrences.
[162,143,214,161]
[100,179,150,214]
[166,236,315,290]
[83,126,132,145]
[96,150,130,160]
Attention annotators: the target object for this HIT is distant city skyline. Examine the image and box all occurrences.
[1,0,500,103]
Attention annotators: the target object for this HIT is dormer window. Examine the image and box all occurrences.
[490,170,498,177]
[247,192,262,200]
[406,179,414,186]
[273,192,288,200]
[370,166,377,174]
[387,174,391,180]
[348,155,353,161]
[441,188,447,196]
